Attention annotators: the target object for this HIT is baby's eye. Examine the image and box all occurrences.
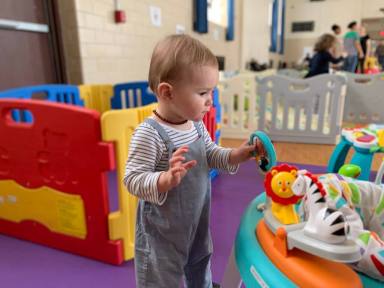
[199,91,208,96]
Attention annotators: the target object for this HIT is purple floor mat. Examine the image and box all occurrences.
[0,161,331,288]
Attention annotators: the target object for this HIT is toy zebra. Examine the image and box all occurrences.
[291,170,349,244]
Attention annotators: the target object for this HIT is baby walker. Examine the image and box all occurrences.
[222,131,382,288]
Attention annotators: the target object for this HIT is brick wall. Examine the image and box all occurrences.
[58,0,242,84]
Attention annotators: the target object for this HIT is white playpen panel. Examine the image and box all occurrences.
[342,72,384,124]
[276,68,304,79]
[219,70,275,139]
[220,73,346,144]
[257,74,346,144]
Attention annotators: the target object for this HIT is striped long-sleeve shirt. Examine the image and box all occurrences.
[123,118,238,205]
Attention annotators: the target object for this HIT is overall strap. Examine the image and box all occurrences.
[145,118,175,159]
[193,121,202,138]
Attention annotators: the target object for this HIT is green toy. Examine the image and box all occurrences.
[338,164,361,178]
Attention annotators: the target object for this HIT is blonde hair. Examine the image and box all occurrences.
[314,34,336,52]
[148,34,218,93]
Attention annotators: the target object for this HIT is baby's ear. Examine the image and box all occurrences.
[157,82,173,100]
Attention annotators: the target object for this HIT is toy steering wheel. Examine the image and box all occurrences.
[249,131,277,174]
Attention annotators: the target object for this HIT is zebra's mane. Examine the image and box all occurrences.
[298,171,327,197]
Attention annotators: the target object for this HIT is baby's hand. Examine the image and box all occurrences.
[158,146,197,192]
[229,138,267,165]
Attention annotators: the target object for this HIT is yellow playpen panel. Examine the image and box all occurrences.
[101,103,157,260]
[0,180,86,239]
[79,85,113,114]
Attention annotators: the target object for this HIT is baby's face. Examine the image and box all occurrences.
[171,65,219,122]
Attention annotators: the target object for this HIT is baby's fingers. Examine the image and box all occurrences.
[169,156,185,167]
[170,166,184,176]
[182,160,197,170]
[173,146,189,157]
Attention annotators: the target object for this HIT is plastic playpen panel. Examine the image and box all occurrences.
[111,81,157,109]
[0,99,123,265]
[79,85,113,114]
[101,104,156,260]
[220,73,346,144]
[257,75,346,144]
[219,70,275,139]
[220,73,261,139]
[0,84,83,105]
[342,72,384,124]
[0,84,84,122]
[276,68,304,79]
[0,180,87,239]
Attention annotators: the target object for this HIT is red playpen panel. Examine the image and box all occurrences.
[203,106,216,142]
[0,99,123,265]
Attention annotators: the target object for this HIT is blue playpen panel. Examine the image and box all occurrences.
[213,88,221,123]
[0,84,83,122]
[211,88,221,181]
[111,82,157,109]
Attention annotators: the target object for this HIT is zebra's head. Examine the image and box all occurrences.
[291,174,310,196]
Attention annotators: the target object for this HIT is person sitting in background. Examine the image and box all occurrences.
[364,57,380,74]
[305,34,344,78]
[248,58,267,71]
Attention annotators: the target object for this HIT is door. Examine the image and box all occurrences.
[0,0,64,91]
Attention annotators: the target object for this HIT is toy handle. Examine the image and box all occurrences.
[249,131,277,172]
[375,158,384,185]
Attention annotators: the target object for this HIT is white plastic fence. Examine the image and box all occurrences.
[219,69,275,139]
[342,72,384,124]
[220,73,346,144]
[276,68,305,79]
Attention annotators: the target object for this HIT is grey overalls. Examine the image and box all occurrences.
[135,118,213,288]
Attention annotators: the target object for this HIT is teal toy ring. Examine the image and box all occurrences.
[249,131,277,173]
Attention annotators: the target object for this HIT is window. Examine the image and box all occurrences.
[208,0,227,27]
[270,0,286,54]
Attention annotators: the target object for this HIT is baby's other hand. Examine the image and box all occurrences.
[158,146,197,192]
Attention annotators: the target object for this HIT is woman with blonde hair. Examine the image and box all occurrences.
[305,33,344,78]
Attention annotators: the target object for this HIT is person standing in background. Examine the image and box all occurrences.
[342,21,364,72]
[357,25,371,73]
[375,40,384,71]
[331,24,343,70]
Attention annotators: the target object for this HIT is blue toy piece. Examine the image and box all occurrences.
[328,128,379,180]
[350,147,374,180]
[0,84,83,122]
[249,131,277,173]
[111,81,157,109]
[376,159,384,185]
[328,136,351,174]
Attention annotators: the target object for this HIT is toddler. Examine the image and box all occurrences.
[124,34,265,288]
